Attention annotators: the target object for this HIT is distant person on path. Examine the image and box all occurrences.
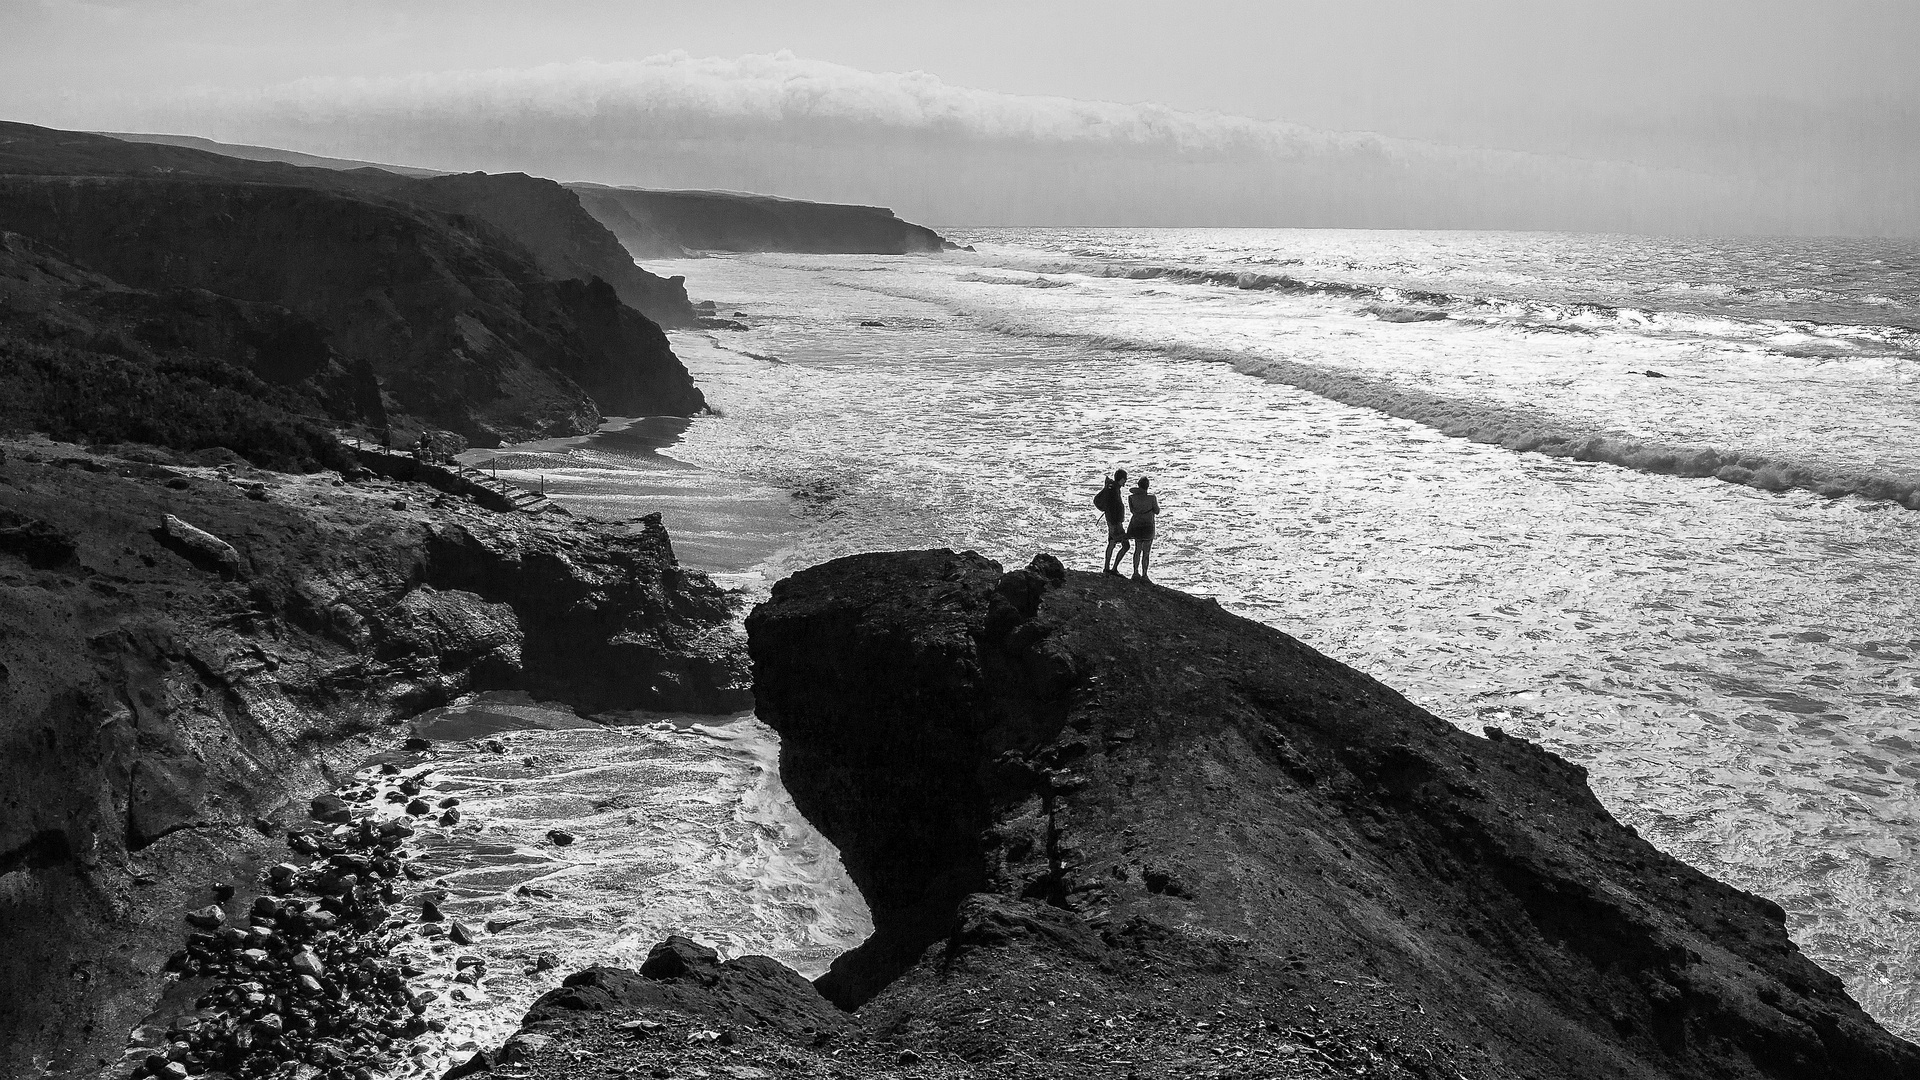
[1096,469,1129,574]
[1127,477,1160,582]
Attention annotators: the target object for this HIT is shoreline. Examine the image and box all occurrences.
[99,375,872,1079]
[457,335,802,581]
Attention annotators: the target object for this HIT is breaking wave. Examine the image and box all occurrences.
[968,315,1920,511]
[1083,263,1920,354]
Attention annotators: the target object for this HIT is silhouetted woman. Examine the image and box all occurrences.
[1127,477,1160,582]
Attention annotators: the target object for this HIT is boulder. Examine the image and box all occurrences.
[155,514,242,577]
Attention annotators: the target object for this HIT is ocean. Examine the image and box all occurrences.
[436,228,1920,1057]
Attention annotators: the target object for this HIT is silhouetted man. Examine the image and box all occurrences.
[1096,469,1129,574]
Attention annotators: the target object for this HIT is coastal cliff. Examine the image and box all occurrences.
[0,123,704,448]
[568,184,949,258]
[484,549,1919,1079]
[19,125,697,326]
[0,438,750,1077]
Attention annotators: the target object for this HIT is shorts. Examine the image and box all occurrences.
[1107,518,1128,542]
[1127,522,1154,541]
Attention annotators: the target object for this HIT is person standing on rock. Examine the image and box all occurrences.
[1128,476,1160,582]
[1096,469,1129,574]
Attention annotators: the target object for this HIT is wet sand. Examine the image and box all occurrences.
[455,363,800,577]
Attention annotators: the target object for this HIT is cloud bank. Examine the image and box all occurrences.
[126,52,1910,235]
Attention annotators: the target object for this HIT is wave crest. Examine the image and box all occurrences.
[967,314,1920,511]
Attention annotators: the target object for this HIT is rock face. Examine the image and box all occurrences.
[10,125,696,326]
[0,440,749,1077]
[569,184,949,258]
[401,171,696,325]
[0,123,705,448]
[719,549,1910,1078]
[0,230,367,471]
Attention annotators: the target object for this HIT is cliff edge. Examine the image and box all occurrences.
[487,549,1918,1079]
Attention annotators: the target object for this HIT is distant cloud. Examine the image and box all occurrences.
[126,52,1902,234]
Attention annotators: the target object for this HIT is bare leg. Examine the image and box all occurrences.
[1106,535,1128,572]
[1135,536,1153,582]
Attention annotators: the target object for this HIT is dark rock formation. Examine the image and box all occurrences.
[12,124,695,326]
[749,550,1920,1076]
[0,123,705,448]
[569,184,949,258]
[525,938,847,1034]
[400,171,695,325]
[0,230,367,470]
[482,549,1920,1079]
[0,439,748,1077]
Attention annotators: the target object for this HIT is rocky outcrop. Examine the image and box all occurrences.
[569,184,949,258]
[0,439,749,1077]
[484,549,1920,1079]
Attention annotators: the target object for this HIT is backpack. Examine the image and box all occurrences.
[1093,483,1116,513]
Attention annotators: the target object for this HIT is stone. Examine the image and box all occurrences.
[309,794,352,824]
[546,828,575,846]
[499,1032,555,1063]
[405,798,431,816]
[437,796,461,809]
[638,935,720,980]
[185,905,225,929]
[438,808,462,826]
[291,950,326,978]
[448,921,477,946]
[420,898,443,922]
[156,513,242,577]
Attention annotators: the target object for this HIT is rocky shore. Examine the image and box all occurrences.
[0,436,750,1078]
[470,549,1920,1079]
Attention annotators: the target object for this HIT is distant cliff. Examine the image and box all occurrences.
[0,123,705,450]
[569,184,949,258]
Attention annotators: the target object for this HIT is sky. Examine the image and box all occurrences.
[4,0,1917,234]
